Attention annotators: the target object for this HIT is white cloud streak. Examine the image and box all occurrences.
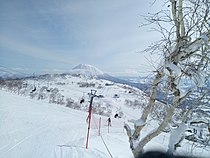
[0,36,70,63]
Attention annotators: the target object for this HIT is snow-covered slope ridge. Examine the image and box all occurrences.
[71,64,104,78]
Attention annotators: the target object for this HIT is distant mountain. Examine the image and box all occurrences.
[71,64,105,78]
[0,73,27,80]
[0,66,30,79]
[68,64,153,100]
[99,75,152,96]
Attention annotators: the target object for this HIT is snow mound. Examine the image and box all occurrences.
[71,64,104,78]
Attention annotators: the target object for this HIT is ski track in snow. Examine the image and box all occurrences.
[54,146,109,158]
[0,125,48,158]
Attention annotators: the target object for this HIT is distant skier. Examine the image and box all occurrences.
[80,98,85,104]
[30,86,36,93]
[107,117,111,127]
[114,113,119,118]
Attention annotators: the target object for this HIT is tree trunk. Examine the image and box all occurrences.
[132,70,165,140]
[178,0,185,37]
[133,101,178,157]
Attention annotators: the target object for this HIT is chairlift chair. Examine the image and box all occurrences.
[30,86,36,93]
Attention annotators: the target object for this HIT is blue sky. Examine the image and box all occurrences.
[0,0,164,77]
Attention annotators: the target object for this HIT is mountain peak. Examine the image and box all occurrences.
[72,64,104,78]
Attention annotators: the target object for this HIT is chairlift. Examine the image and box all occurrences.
[30,86,36,93]
[80,92,85,104]
[80,98,85,104]
[30,72,37,93]
[114,113,119,118]
[113,94,120,98]
[46,80,50,92]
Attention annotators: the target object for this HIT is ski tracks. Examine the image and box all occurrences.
[54,146,109,158]
[54,128,109,158]
[0,125,49,158]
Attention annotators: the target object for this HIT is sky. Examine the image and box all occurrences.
[0,0,165,77]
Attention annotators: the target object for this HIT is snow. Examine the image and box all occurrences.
[165,62,182,77]
[134,119,145,127]
[0,73,210,158]
[184,38,202,53]
[200,34,209,46]
[168,123,187,154]
[184,68,205,88]
[0,90,132,158]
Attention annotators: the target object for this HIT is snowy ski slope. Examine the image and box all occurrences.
[0,90,133,158]
[0,73,209,158]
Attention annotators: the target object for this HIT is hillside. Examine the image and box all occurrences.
[0,90,132,158]
[0,74,209,158]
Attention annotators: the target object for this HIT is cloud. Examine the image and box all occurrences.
[0,35,70,63]
[0,0,165,76]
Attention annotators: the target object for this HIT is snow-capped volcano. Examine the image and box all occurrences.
[71,64,104,78]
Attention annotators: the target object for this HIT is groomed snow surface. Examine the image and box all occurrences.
[0,90,209,158]
[0,90,132,158]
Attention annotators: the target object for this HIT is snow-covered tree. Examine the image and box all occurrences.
[49,88,59,103]
[124,0,210,157]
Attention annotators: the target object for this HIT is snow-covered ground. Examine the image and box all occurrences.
[0,90,133,158]
[0,73,209,158]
